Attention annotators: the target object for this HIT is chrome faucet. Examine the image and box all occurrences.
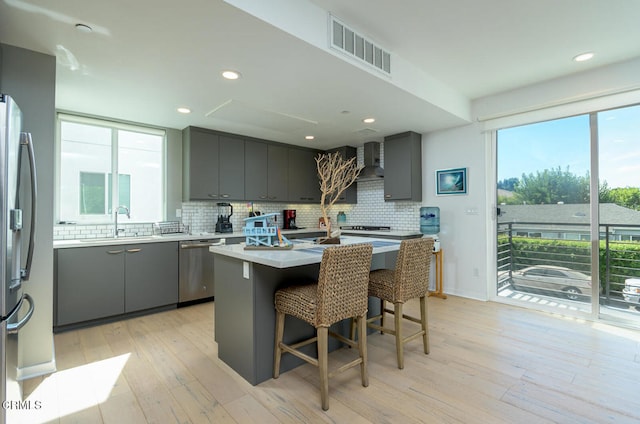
[114,205,130,238]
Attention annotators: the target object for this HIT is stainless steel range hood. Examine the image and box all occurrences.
[357,142,384,181]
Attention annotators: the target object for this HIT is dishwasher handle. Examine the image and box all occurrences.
[181,240,226,249]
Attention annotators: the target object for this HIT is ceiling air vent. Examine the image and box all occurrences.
[330,15,391,75]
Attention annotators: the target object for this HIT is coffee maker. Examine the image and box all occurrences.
[283,209,297,229]
[215,202,233,233]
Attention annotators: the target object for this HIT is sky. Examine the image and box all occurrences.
[497,104,640,189]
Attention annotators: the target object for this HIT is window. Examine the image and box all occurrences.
[57,115,165,223]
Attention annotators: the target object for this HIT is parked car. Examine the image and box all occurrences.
[510,265,592,300]
[622,278,640,304]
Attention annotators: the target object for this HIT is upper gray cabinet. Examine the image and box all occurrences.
[183,127,245,201]
[218,134,245,200]
[326,146,357,204]
[383,131,422,202]
[245,140,288,201]
[288,147,321,203]
[183,127,219,200]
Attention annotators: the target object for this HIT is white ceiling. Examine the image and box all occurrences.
[2,0,640,149]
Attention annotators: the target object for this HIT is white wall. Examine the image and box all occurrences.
[423,57,640,301]
[422,123,489,300]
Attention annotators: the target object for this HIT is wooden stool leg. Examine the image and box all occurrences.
[379,298,385,334]
[394,302,404,369]
[318,327,330,410]
[420,296,429,354]
[349,318,356,342]
[273,311,285,378]
[357,315,369,387]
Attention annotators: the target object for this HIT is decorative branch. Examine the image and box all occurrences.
[315,151,363,239]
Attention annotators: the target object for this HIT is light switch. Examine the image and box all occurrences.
[243,261,250,279]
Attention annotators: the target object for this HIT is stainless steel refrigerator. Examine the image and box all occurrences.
[0,94,36,424]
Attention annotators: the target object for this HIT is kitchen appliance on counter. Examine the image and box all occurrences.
[215,202,233,233]
[283,209,297,229]
[1,94,37,424]
[179,239,225,303]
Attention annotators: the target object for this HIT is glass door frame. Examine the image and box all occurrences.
[488,114,600,320]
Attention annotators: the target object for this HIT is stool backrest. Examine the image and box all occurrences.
[394,238,434,302]
[316,243,374,327]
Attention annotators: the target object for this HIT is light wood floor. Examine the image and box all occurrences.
[14,295,640,423]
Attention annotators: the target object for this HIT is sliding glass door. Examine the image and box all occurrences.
[597,104,640,323]
[496,115,593,315]
[496,104,640,324]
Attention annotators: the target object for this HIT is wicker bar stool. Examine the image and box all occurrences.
[273,243,373,411]
[366,237,434,369]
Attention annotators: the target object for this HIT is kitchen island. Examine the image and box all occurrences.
[210,236,402,385]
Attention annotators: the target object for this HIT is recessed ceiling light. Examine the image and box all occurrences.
[177,107,191,114]
[305,135,315,140]
[363,117,376,124]
[573,52,594,62]
[222,70,241,80]
[75,23,93,33]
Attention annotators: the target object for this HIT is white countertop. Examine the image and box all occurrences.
[52,228,325,248]
[340,229,422,238]
[53,228,421,249]
[209,235,402,268]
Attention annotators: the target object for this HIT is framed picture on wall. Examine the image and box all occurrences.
[436,167,467,195]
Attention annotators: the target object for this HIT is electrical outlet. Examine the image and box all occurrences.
[243,261,250,279]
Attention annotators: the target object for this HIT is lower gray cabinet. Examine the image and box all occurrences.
[56,246,126,326]
[125,242,179,312]
[55,242,179,328]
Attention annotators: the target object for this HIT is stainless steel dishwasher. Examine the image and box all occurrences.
[179,239,224,303]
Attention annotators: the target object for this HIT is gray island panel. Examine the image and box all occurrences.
[211,236,401,385]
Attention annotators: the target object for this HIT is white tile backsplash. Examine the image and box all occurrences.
[53,144,422,240]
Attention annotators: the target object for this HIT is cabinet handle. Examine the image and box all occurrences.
[384,194,392,198]
[126,248,142,253]
[259,195,267,199]
[221,194,229,198]
[107,249,124,254]
[207,193,218,198]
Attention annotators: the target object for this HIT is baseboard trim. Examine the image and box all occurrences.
[17,352,57,381]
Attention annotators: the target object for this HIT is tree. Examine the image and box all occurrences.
[497,177,519,191]
[315,152,362,240]
[605,187,640,210]
[514,166,590,204]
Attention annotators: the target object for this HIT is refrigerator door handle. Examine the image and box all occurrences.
[19,132,37,281]
[6,293,35,334]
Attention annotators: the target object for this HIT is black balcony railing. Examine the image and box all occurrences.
[498,221,640,306]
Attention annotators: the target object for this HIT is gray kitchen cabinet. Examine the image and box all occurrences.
[267,144,289,201]
[288,147,321,202]
[183,127,220,200]
[125,242,179,312]
[383,131,422,201]
[244,140,268,200]
[245,141,289,201]
[326,146,357,204]
[55,241,179,329]
[218,134,245,200]
[56,246,125,326]
[183,127,245,201]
